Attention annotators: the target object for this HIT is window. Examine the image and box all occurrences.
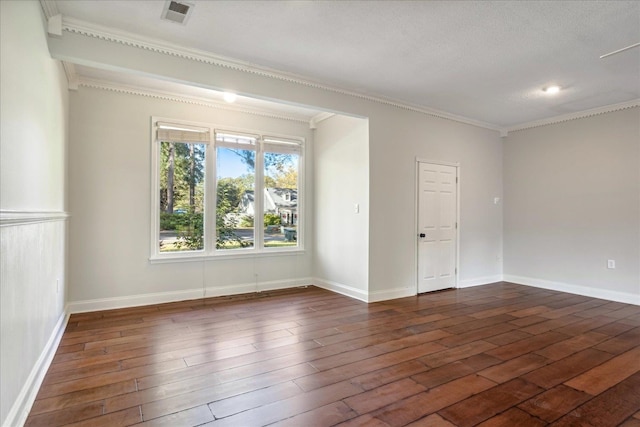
[263,137,301,248]
[151,119,303,260]
[158,140,206,252]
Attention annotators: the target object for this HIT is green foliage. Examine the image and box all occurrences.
[174,212,204,251]
[240,215,254,227]
[215,179,250,249]
[228,149,297,187]
[261,152,299,190]
[216,217,248,249]
[160,212,181,230]
[216,178,245,214]
[233,174,256,194]
[265,176,277,188]
[264,213,281,226]
[161,211,201,231]
[239,213,280,228]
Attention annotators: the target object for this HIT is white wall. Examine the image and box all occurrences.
[1,2,67,210]
[504,108,640,303]
[313,115,370,300]
[0,1,68,425]
[68,87,313,309]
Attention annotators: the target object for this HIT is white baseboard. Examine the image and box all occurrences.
[203,277,313,298]
[312,278,415,303]
[67,277,313,313]
[368,286,415,303]
[457,275,504,288]
[503,274,640,306]
[68,288,205,313]
[312,277,369,302]
[3,310,69,427]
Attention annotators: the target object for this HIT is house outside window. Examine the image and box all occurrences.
[150,118,304,261]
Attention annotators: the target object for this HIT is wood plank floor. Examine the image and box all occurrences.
[26,282,640,426]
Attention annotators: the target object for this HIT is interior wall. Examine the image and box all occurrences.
[504,108,640,303]
[368,109,504,299]
[313,115,370,300]
[0,1,68,425]
[68,87,313,308]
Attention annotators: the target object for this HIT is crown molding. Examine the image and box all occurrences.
[505,99,640,134]
[77,77,312,124]
[47,14,63,37]
[39,0,59,19]
[59,16,502,133]
[62,61,79,90]
[309,112,336,129]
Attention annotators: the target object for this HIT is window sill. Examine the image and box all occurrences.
[149,248,306,264]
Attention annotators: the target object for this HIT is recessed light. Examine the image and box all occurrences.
[223,92,237,103]
[543,85,561,94]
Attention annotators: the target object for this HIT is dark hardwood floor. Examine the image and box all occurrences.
[26,282,640,426]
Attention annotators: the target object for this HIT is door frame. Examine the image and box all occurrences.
[415,158,461,295]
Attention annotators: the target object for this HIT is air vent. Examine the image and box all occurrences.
[161,1,194,25]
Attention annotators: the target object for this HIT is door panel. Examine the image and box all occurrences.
[418,163,457,293]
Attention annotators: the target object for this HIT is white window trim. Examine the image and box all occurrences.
[150,116,305,263]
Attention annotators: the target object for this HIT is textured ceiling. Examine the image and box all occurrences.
[54,0,640,128]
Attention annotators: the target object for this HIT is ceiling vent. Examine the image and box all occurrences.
[161,1,194,25]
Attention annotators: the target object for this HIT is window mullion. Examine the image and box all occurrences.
[150,138,161,258]
[205,127,216,253]
[254,140,265,249]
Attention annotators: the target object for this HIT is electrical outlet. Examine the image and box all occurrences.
[56,278,60,293]
[607,260,616,269]
[354,203,359,214]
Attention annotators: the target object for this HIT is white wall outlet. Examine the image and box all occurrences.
[607,260,616,269]
[56,278,60,293]
[354,203,359,214]
[493,197,501,205]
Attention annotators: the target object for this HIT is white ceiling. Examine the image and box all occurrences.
[54,0,640,128]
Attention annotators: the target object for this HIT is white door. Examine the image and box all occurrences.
[417,162,457,293]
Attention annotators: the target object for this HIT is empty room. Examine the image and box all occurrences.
[1,0,639,426]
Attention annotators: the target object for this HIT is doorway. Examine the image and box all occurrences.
[416,161,459,293]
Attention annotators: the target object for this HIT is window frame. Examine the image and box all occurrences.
[150,117,305,263]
